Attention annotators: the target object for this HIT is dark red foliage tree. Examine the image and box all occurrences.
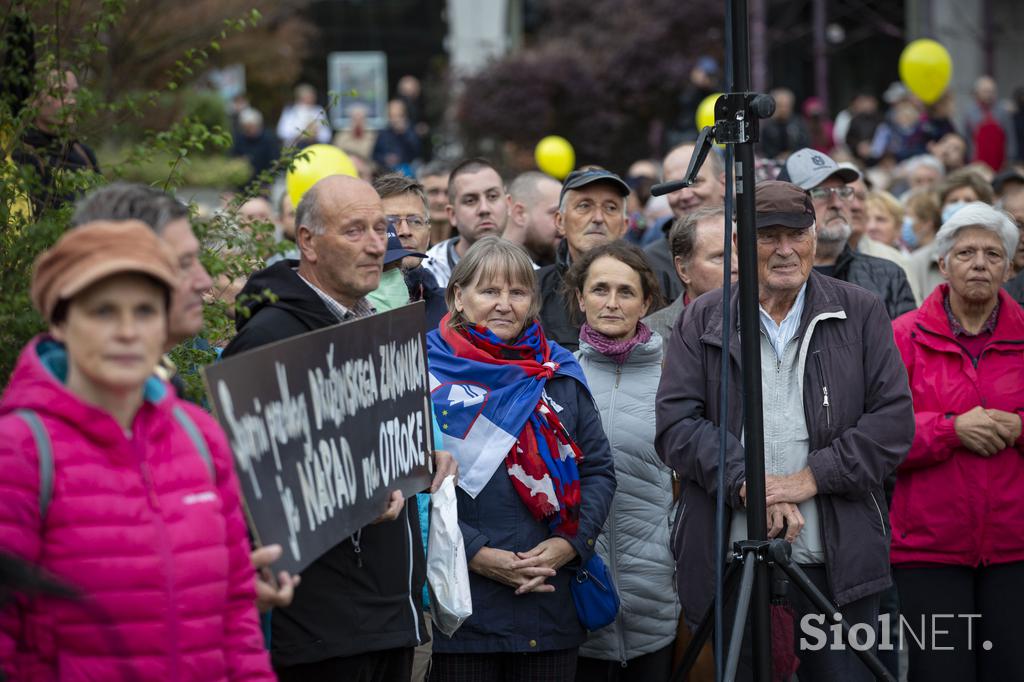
[458,0,724,171]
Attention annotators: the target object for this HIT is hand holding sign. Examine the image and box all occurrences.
[204,304,434,575]
[252,544,301,613]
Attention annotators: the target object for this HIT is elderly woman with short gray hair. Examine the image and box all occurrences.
[891,202,1024,682]
[426,237,616,681]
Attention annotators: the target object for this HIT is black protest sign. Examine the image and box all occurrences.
[203,302,434,575]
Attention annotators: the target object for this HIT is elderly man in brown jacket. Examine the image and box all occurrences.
[655,181,914,681]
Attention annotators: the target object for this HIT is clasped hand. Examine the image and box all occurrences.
[739,468,817,543]
[468,537,577,596]
[955,406,1021,457]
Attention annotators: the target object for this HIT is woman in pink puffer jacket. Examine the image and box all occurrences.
[0,221,274,681]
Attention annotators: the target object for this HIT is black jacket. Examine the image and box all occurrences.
[832,245,917,320]
[656,271,914,627]
[231,130,280,187]
[1006,269,1024,307]
[643,231,685,304]
[536,241,581,352]
[13,128,100,216]
[222,259,428,666]
[405,265,447,331]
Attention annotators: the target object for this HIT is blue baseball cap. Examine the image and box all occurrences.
[384,223,427,266]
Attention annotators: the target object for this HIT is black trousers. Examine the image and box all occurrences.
[575,643,674,682]
[430,648,578,682]
[275,646,414,682]
[894,561,1024,682]
[724,565,881,682]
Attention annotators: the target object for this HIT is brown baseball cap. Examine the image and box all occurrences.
[31,220,180,322]
[755,180,816,230]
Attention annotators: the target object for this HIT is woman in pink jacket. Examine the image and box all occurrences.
[0,220,274,681]
[891,203,1024,682]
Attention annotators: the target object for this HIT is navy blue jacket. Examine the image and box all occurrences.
[432,374,617,654]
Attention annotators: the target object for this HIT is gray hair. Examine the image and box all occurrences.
[903,154,945,178]
[71,182,189,234]
[445,237,540,329]
[933,201,1018,272]
[295,182,327,236]
[238,107,263,128]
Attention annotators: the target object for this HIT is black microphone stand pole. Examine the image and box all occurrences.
[729,0,773,677]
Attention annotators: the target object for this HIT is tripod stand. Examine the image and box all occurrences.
[651,1,898,680]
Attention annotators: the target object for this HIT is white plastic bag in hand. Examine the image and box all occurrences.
[427,475,473,636]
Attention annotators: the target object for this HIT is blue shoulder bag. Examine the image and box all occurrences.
[569,554,620,631]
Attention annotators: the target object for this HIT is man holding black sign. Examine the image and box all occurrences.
[223,174,456,682]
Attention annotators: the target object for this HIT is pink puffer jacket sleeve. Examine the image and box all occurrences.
[0,415,48,681]
[182,404,274,681]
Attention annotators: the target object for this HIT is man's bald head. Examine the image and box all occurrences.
[295,175,387,308]
[296,175,381,236]
[661,144,726,219]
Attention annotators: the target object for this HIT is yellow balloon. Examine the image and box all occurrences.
[899,39,952,105]
[696,93,722,131]
[286,144,359,206]
[534,135,575,180]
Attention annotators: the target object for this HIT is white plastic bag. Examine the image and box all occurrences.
[426,475,473,636]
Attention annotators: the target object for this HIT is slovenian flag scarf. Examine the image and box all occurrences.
[426,315,589,537]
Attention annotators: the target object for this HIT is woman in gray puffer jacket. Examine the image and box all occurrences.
[566,242,680,682]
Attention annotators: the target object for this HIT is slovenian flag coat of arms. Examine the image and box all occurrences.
[426,328,590,498]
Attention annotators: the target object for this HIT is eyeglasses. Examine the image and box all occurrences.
[386,214,430,230]
[808,186,854,202]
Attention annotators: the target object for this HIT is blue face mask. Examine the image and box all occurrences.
[901,216,919,250]
[942,200,968,224]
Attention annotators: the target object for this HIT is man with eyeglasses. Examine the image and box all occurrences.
[372,173,447,329]
[657,180,913,681]
[780,148,916,319]
[537,166,632,351]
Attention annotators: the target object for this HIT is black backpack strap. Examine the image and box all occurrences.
[16,409,54,519]
[172,405,216,483]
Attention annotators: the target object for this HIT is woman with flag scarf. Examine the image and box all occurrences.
[566,242,680,682]
[426,237,616,681]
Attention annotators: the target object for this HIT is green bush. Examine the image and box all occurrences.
[0,2,279,397]
[97,144,253,188]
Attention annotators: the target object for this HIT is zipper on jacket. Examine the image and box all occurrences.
[351,530,363,568]
[604,498,627,666]
[403,506,422,644]
[868,492,887,538]
[139,453,180,680]
[606,361,627,666]
[813,352,832,428]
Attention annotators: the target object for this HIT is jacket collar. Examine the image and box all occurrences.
[555,239,571,274]
[700,271,846,359]
[912,284,1024,352]
[831,244,855,279]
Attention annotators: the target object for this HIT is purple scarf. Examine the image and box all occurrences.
[580,321,653,365]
